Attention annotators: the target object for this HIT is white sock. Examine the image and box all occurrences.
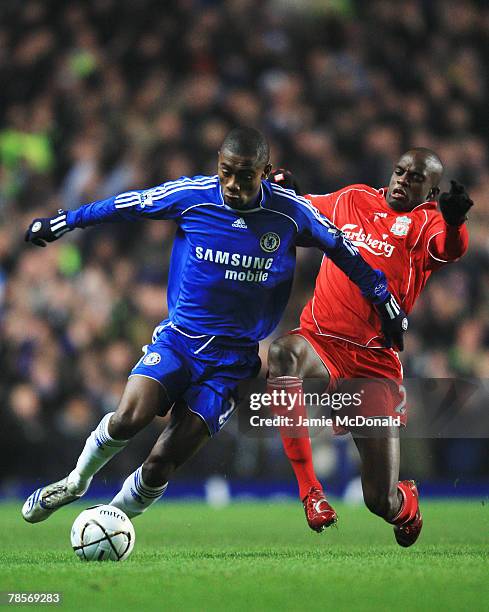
[67,412,129,493]
[110,466,168,518]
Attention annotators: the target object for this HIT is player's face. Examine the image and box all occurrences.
[386,153,438,211]
[218,150,271,209]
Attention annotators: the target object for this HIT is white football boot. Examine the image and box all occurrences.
[22,475,92,523]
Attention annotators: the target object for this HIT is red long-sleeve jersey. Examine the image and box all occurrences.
[300,184,469,348]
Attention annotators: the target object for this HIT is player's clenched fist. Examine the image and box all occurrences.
[363,272,408,352]
[439,180,473,226]
[24,210,71,247]
[269,168,302,195]
[375,293,408,352]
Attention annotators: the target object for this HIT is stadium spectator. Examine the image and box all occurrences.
[1,0,488,485]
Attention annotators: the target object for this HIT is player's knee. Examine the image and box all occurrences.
[268,338,302,377]
[109,398,155,439]
[109,410,145,439]
[109,377,164,439]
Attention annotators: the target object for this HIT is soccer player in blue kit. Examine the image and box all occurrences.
[22,128,407,522]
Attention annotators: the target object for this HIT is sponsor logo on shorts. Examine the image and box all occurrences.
[143,352,161,366]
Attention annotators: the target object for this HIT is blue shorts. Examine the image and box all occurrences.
[129,323,261,436]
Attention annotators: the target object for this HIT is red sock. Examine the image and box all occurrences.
[389,481,418,525]
[267,376,323,500]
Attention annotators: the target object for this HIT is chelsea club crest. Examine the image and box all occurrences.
[143,352,161,366]
[260,232,281,253]
[390,216,412,237]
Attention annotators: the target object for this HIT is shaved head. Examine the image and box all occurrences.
[386,148,444,211]
[404,148,444,184]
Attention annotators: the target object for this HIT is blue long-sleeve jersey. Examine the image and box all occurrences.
[66,175,388,342]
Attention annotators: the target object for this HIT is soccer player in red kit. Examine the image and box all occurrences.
[268,148,473,546]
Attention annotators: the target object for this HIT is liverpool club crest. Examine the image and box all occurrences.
[390,216,412,237]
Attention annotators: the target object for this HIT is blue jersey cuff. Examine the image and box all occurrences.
[362,270,390,304]
[66,210,78,229]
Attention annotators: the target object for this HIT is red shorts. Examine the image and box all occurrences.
[290,328,406,434]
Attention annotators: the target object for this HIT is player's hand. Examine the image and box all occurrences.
[375,294,408,351]
[24,210,71,247]
[269,168,302,195]
[439,180,473,226]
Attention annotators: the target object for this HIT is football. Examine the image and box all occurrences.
[70,505,135,562]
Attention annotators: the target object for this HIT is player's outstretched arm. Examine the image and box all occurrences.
[425,180,472,266]
[23,195,135,247]
[25,210,71,247]
[24,176,211,245]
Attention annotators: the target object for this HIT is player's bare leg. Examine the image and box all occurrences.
[269,335,329,380]
[22,376,169,523]
[352,428,402,521]
[111,401,210,517]
[352,427,422,547]
[268,335,337,532]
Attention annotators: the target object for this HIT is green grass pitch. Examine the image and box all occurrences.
[0,500,488,611]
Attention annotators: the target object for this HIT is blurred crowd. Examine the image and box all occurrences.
[1,0,488,487]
